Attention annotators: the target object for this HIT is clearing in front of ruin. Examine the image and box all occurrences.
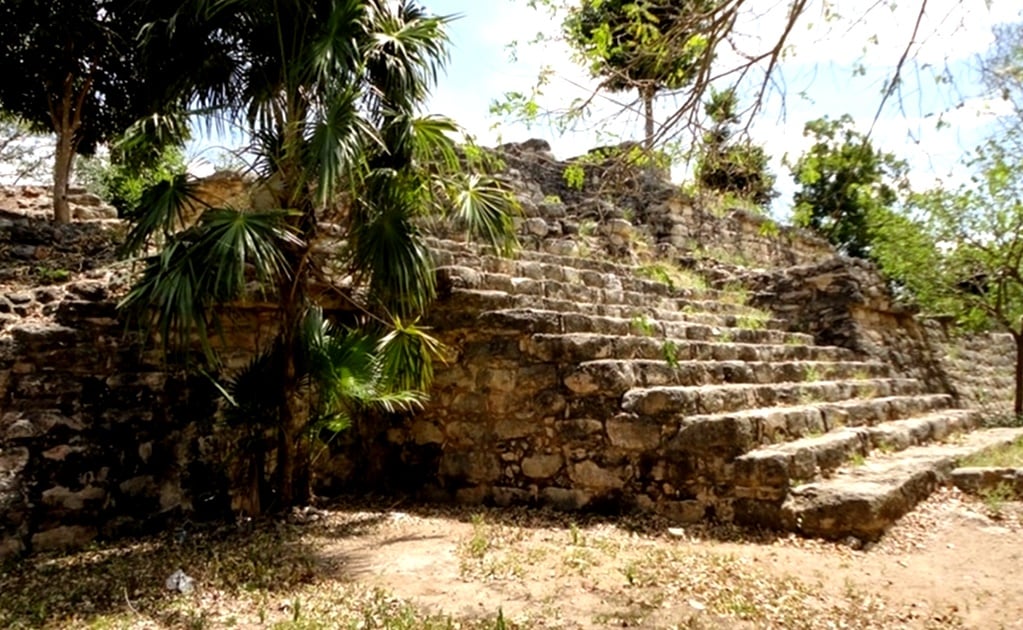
[2,488,1021,630]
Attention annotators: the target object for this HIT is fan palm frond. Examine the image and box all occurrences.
[352,169,436,317]
[378,316,443,393]
[447,173,520,256]
[120,209,301,359]
[122,173,206,256]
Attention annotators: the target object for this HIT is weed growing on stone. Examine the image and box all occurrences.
[631,315,657,336]
[849,453,867,467]
[578,218,598,237]
[979,482,1015,517]
[466,513,490,559]
[636,261,707,291]
[874,440,896,454]
[961,438,1023,467]
[719,283,750,306]
[36,266,71,284]
[736,310,769,331]
[803,365,822,383]
[662,340,681,369]
[568,522,585,546]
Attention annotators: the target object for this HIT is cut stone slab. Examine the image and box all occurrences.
[778,427,1023,540]
[950,466,1023,498]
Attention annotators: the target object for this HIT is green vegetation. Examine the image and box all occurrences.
[735,310,770,331]
[695,88,777,208]
[35,267,71,285]
[630,315,657,336]
[636,261,707,291]
[789,115,908,260]
[77,144,186,218]
[563,0,713,149]
[803,365,822,383]
[0,1,176,223]
[662,340,680,368]
[563,163,586,190]
[960,439,1023,468]
[979,482,1016,518]
[118,0,517,514]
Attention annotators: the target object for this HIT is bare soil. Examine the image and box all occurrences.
[2,487,1021,629]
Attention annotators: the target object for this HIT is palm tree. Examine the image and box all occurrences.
[120,0,517,513]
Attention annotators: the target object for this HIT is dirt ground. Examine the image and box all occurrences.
[3,487,1022,629]
[312,487,1023,629]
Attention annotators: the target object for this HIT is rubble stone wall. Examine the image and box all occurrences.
[1,141,1017,557]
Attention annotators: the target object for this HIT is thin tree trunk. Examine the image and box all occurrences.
[52,124,74,224]
[48,73,90,225]
[1015,332,1023,418]
[642,85,656,152]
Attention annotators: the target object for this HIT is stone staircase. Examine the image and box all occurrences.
[414,236,1023,540]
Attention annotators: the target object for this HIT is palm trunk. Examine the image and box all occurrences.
[1014,333,1023,418]
[642,85,656,152]
[276,298,311,509]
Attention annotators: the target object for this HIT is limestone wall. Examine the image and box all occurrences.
[491,140,834,270]
[741,256,1016,417]
[2,141,1017,557]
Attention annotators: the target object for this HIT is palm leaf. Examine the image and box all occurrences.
[352,169,436,317]
[122,173,206,256]
[447,173,520,256]
[120,209,301,359]
[377,317,443,392]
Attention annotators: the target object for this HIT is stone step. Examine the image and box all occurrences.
[438,288,788,331]
[663,394,954,457]
[440,275,777,320]
[564,359,891,397]
[762,426,1023,540]
[622,378,926,419]
[473,308,812,346]
[437,269,759,319]
[429,239,730,300]
[430,237,634,275]
[733,408,979,500]
[522,332,856,365]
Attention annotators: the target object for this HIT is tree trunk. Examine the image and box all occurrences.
[1015,333,1023,418]
[276,332,310,509]
[52,125,75,224]
[642,85,656,152]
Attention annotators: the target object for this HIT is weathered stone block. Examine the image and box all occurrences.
[657,500,705,523]
[410,420,444,445]
[439,452,500,484]
[540,487,591,511]
[493,418,538,440]
[31,525,97,551]
[569,461,624,490]
[606,416,661,450]
[492,486,533,507]
[521,453,563,479]
[447,421,489,445]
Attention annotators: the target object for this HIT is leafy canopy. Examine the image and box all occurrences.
[695,88,777,208]
[790,115,908,259]
[564,0,712,94]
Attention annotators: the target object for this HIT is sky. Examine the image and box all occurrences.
[422,0,1023,218]
[4,0,1018,219]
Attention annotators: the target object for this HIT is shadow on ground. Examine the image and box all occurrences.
[0,513,387,628]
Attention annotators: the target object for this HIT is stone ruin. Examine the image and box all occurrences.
[0,140,1020,557]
